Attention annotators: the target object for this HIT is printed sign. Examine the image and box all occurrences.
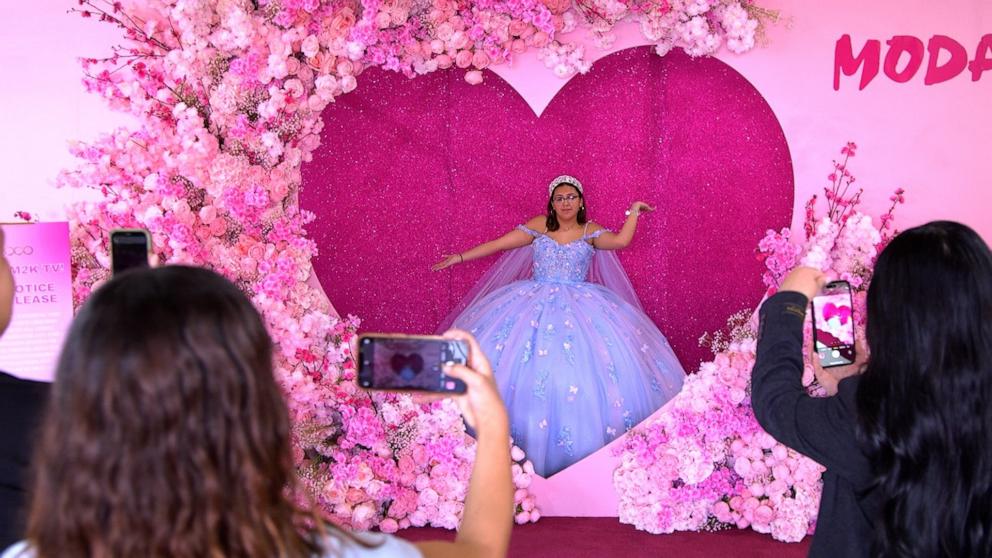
[0,222,73,381]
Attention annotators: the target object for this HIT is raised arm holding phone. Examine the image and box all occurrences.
[752,221,992,558]
[4,266,513,558]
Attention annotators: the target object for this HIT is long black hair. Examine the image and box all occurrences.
[545,183,587,232]
[856,221,992,557]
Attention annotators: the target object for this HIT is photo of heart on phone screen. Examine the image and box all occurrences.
[810,280,856,367]
[357,334,468,392]
[814,295,854,347]
[372,340,438,390]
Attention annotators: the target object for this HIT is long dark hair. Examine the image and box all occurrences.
[27,266,331,557]
[545,183,587,232]
[856,221,992,557]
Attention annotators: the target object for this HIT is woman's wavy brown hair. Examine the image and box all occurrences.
[26,265,331,557]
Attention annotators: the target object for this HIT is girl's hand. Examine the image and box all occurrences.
[432,254,461,272]
[628,201,655,216]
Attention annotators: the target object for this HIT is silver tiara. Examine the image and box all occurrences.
[548,175,583,196]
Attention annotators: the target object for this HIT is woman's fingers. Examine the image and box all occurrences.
[443,329,493,377]
[780,267,827,300]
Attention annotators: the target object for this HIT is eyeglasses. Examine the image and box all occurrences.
[553,194,580,204]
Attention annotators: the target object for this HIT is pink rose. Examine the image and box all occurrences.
[284,78,304,99]
[337,59,355,76]
[345,488,366,504]
[330,8,356,36]
[514,488,528,503]
[198,205,217,224]
[436,54,453,69]
[247,243,265,260]
[449,31,470,50]
[408,509,428,527]
[767,479,788,496]
[415,473,430,491]
[375,11,392,28]
[302,35,320,58]
[528,31,550,48]
[511,39,527,54]
[754,505,775,524]
[209,219,226,236]
[471,51,490,69]
[340,75,357,93]
[508,20,530,36]
[379,518,399,533]
[240,256,258,274]
[712,501,731,521]
[436,22,454,41]
[286,57,301,76]
[772,445,789,461]
[541,0,572,15]
[464,70,483,85]
[454,50,473,68]
[515,511,531,524]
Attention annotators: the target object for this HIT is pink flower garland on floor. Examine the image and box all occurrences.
[615,144,906,542]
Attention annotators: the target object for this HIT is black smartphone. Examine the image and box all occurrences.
[357,334,468,393]
[110,229,150,275]
[810,280,856,367]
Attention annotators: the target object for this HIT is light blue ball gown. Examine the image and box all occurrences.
[447,224,685,477]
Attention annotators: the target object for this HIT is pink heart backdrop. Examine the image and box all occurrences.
[301,47,793,370]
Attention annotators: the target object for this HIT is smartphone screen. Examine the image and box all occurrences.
[810,280,856,367]
[357,334,468,393]
[111,230,150,275]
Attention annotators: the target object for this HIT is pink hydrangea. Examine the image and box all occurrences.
[615,145,903,542]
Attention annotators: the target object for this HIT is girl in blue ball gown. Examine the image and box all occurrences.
[433,175,685,477]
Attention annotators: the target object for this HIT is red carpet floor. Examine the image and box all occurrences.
[397,517,812,557]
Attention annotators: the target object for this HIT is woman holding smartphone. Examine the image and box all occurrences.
[751,221,992,557]
[432,175,685,477]
[4,266,512,558]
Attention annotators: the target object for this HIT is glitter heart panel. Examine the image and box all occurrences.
[300,47,793,371]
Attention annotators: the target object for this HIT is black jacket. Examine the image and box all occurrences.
[0,372,49,548]
[752,292,879,558]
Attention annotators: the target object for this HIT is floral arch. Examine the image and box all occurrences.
[55,0,902,541]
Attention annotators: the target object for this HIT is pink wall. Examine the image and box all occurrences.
[0,0,125,220]
[489,0,992,240]
[725,0,992,241]
[1,1,989,235]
